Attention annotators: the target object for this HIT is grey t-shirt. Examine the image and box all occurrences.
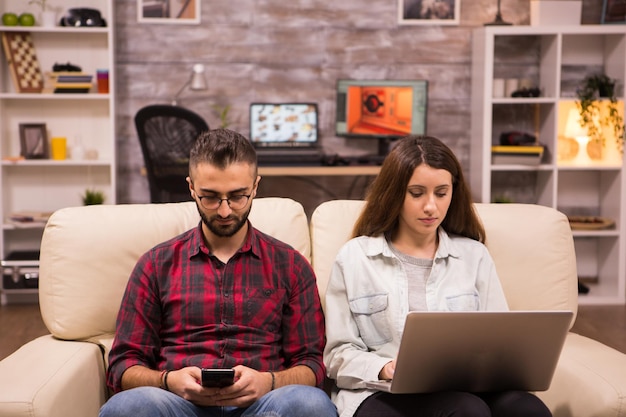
[389,243,433,311]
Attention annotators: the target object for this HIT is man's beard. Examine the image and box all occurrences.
[196,203,251,238]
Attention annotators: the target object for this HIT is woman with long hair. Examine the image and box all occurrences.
[323,135,551,417]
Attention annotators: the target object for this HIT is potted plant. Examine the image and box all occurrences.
[213,104,232,129]
[81,189,105,205]
[28,0,48,10]
[575,73,625,153]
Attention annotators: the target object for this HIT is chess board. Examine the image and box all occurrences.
[1,31,44,93]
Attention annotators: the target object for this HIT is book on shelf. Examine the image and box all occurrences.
[45,71,93,82]
[53,85,93,93]
[7,211,52,228]
[43,71,93,94]
[53,82,93,88]
[56,74,93,83]
[491,145,544,165]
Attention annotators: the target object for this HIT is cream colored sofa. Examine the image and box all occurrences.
[0,198,625,417]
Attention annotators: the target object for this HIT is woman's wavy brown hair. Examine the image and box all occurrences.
[352,135,485,242]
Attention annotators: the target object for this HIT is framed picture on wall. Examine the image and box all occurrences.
[399,0,460,25]
[19,123,48,159]
[602,0,626,24]
[138,0,201,24]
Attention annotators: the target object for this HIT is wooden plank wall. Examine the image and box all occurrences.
[114,0,603,214]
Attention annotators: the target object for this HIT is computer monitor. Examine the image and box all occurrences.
[335,79,428,156]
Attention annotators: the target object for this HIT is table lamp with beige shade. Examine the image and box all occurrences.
[562,107,602,164]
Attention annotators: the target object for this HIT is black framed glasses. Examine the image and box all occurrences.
[196,194,252,210]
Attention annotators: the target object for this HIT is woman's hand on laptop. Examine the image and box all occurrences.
[379,360,396,381]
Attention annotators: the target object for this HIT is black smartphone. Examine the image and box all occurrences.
[201,368,235,388]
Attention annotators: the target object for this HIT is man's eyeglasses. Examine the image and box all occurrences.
[196,194,252,210]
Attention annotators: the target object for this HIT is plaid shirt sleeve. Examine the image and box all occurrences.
[271,237,326,386]
[106,246,164,393]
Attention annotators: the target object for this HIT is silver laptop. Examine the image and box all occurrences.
[365,310,573,394]
[249,102,319,149]
[249,103,324,166]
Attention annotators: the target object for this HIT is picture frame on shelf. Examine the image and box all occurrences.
[601,0,626,24]
[19,123,48,159]
[398,0,460,25]
[138,0,201,24]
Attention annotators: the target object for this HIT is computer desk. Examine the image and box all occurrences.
[257,165,381,177]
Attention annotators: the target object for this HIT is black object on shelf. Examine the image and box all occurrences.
[511,87,541,98]
[1,251,40,290]
[578,281,590,294]
[59,8,107,27]
[499,131,537,146]
[52,62,82,72]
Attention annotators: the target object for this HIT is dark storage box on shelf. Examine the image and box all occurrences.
[1,250,40,290]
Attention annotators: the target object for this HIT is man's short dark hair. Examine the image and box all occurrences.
[189,128,258,172]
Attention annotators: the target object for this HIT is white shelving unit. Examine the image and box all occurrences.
[471,25,626,305]
[0,1,115,303]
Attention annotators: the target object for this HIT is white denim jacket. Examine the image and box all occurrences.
[323,229,509,417]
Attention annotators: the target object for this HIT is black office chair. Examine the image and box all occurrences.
[134,104,209,203]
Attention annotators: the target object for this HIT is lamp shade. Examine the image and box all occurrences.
[190,64,207,90]
[564,108,588,138]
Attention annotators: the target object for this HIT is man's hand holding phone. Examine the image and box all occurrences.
[165,365,271,408]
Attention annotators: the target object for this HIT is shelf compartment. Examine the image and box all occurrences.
[561,33,626,99]
[1,228,44,258]
[575,235,624,305]
[0,99,112,161]
[491,102,556,164]
[490,170,555,206]
[2,165,113,216]
[556,100,624,168]
[493,34,559,99]
[557,169,622,224]
[0,31,110,95]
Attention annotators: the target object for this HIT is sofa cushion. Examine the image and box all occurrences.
[310,200,365,308]
[474,203,578,315]
[39,198,310,341]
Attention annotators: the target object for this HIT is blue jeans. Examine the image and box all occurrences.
[99,385,337,417]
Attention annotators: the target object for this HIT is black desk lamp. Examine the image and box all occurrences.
[172,63,208,106]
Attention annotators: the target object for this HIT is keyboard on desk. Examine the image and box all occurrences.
[257,151,324,166]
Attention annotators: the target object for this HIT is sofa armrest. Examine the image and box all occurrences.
[0,335,106,417]
[537,332,626,417]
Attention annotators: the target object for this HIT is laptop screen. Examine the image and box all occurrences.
[249,103,319,148]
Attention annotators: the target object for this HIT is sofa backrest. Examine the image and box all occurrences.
[310,200,578,319]
[38,198,310,341]
[39,198,578,342]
